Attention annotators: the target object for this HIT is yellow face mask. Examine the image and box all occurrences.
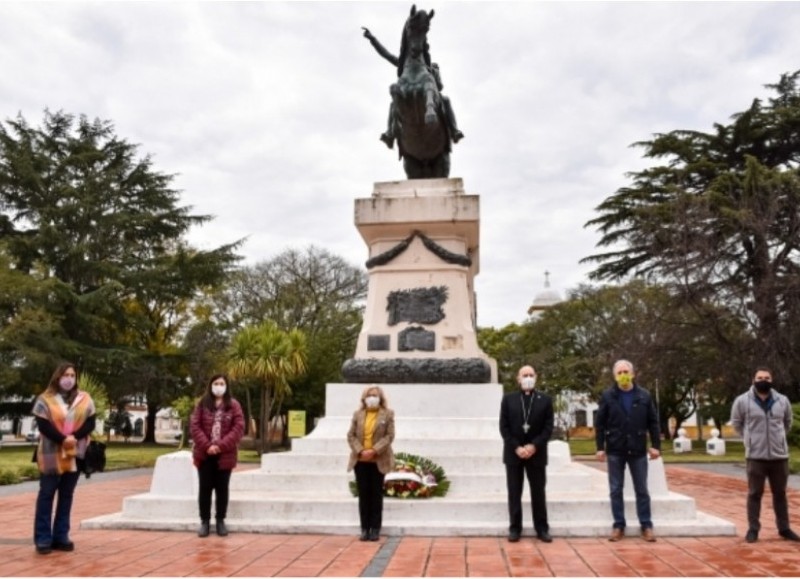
[616,373,633,390]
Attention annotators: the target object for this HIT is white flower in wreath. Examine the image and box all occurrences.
[421,473,437,487]
[384,471,423,484]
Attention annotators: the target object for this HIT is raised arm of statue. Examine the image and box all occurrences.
[362,27,400,68]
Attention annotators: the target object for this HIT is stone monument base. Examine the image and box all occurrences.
[83,383,735,537]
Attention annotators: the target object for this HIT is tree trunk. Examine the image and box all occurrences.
[245,386,254,436]
[144,402,158,444]
[259,387,267,454]
[265,387,272,454]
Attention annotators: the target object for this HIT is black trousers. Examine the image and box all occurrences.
[506,460,548,535]
[746,458,790,532]
[197,456,232,522]
[354,461,385,532]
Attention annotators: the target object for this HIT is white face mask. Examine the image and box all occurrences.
[211,384,226,397]
[520,376,536,391]
[365,395,380,409]
[59,376,76,391]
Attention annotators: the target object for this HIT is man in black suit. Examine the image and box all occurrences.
[499,364,554,543]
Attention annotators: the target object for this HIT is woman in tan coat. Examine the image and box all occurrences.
[347,385,395,541]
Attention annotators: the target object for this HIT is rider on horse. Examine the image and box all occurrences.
[362,21,464,149]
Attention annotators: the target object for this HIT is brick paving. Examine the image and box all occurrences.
[1,465,799,577]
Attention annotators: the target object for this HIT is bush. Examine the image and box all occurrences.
[19,465,40,481]
[0,469,20,485]
[788,404,800,447]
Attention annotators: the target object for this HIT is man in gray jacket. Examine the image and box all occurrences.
[731,366,799,543]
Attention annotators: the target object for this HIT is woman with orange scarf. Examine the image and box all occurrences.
[32,363,96,555]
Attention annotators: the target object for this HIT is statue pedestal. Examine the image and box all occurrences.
[343,178,497,383]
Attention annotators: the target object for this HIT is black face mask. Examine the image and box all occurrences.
[754,380,772,394]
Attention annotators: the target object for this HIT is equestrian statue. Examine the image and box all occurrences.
[362,5,463,179]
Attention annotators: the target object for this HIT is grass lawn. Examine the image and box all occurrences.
[569,437,800,473]
[569,437,746,461]
[0,441,263,485]
[2,438,798,485]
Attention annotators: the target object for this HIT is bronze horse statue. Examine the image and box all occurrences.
[388,6,453,179]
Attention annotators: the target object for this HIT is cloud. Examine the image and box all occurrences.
[1,1,799,328]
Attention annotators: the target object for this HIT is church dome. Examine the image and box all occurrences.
[528,271,562,315]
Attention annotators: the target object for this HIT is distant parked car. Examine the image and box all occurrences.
[25,431,39,442]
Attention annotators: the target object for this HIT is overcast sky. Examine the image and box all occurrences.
[1,1,799,328]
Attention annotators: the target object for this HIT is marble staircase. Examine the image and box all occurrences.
[82,383,735,537]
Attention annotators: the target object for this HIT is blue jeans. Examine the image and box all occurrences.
[607,454,652,530]
[34,471,80,547]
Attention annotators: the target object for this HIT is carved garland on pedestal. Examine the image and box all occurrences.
[365,230,471,269]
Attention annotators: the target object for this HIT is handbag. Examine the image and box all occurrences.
[81,440,107,478]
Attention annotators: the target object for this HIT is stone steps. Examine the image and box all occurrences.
[81,383,736,538]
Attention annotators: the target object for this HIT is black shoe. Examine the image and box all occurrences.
[537,531,553,543]
[198,521,210,538]
[52,540,75,552]
[368,528,380,541]
[359,529,369,541]
[508,531,521,543]
[35,544,52,555]
[745,529,758,543]
[216,520,229,537]
[780,528,800,542]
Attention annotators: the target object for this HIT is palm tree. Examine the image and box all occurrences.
[227,321,307,453]
[78,371,110,439]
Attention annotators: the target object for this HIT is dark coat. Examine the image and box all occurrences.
[595,385,661,456]
[190,399,245,471]
[499,390,554,466]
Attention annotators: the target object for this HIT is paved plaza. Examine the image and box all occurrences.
[1,463,799,577]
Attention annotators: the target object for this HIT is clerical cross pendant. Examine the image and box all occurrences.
[523,424,530,433]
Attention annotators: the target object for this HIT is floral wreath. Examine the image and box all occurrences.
[349,452,450,499]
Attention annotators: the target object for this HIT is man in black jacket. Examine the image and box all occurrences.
[595,359,661,542]
[499,365,554,543]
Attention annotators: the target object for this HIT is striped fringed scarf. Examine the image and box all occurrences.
[32,390,96,475]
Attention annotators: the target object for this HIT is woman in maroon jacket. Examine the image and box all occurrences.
[190,374,245,538]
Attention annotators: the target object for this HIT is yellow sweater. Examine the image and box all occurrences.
[363,409,379,449]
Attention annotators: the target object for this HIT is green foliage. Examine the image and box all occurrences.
[181,319,228,396]
[489,280,748,439]
[19,464,40,480]
[227,321,308,453]
[788,403,800,447]
[218,246,367,422]
[349,452,450,498]
[78,371,110,426]
[0,469,20,485]
[171,395,199,449]
[0,109,241,430]
[477,324,527,390]
[583,70,800,388]
[0,442,259,485]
